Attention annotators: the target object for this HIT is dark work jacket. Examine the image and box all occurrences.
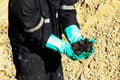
[8,0,79,80]
[8,0,79,50]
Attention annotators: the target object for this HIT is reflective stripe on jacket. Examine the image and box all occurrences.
[8,0,79,49]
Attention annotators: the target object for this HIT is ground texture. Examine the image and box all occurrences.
[0,0,120,80]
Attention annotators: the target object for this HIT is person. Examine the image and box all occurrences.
[8,0,96,80]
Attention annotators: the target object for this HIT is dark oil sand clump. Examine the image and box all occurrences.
[72,38,93,55]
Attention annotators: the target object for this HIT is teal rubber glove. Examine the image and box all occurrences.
[45,34,78,61]
[64,25,96,60]
[64,25,84,44]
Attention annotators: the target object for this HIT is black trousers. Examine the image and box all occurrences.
[12,44,64,80]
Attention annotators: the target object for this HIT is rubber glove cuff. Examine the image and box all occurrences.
[64,25,84,44]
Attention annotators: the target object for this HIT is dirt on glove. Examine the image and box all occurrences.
[72,38,93,55]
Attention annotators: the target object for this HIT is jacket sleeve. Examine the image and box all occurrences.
[59,0,79,30]
[10,0,50,48]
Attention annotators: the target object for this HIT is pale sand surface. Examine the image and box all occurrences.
[0,0,120,80]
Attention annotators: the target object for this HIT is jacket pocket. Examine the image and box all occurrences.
[18,48,33,75]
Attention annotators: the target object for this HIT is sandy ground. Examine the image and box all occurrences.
[0,0,120,80]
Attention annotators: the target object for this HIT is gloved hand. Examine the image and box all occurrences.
[45,34,79,61]
[64,25,96,60]
[75,39,96,60]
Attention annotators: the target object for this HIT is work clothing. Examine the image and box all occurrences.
[8,0,78,80]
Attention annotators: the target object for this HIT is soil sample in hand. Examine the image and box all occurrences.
[72,38,93,55]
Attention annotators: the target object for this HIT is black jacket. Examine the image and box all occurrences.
[8,0,79,80]
[8,0,79,51]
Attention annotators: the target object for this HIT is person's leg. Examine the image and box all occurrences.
[12,45,47,80]
[12,45,64,80]
[38,48,64,80]
[49,65,64,80]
